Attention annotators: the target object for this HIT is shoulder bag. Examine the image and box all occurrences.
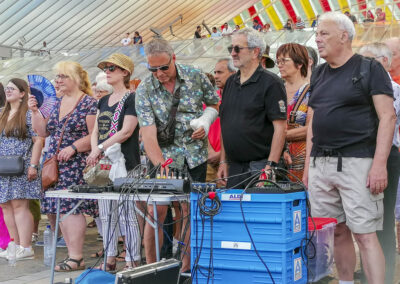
[155,88,180,147]
[42,94,84,190]
[0,135,33,176]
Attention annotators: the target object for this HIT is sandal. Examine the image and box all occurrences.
[116,250,126,262]
[90,249,104,258]
[87,220,96,228]
[55,257,85,272]
[95,261,116,273]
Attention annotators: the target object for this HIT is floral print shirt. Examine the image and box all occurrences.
[136,63,219,169]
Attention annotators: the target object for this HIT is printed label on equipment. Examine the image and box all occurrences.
[221,241,251,250]
[294,257,302,281]
[293,210,301,233]
[221,194,251,201]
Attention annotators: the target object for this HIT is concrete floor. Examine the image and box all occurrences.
[1,216,400,284]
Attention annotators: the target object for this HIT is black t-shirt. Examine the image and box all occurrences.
[194,31,201,38]
[309,54,393,157]
[220,65,287,162]
[97,93,140,171]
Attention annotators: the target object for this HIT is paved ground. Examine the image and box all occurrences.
[0,216,400,283]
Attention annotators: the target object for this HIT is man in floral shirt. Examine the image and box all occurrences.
[136,38,219,272]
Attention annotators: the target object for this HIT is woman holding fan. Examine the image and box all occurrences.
[29,61,97,272]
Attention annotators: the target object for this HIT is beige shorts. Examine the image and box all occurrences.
[308,156,383,234]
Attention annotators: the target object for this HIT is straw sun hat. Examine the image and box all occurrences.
[97,53,134,74]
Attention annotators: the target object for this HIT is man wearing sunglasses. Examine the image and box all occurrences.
[135,38,219,272]
[217,28,287,188]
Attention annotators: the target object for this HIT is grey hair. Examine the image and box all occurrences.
[359,42,392,66]
[319,12,355,41]
[233,28,265,59]
[217,57,237,73]
[95,71,113,93]
[144,38,174,57]
[305,46,318,71]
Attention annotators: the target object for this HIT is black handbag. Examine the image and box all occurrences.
[0,138,33,177]
[155,88,180,147]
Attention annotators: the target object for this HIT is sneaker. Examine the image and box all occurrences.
[32,233,39,243]
[56,236,67,248]
[15,246,34,260]
[0,248,7,258]
[35,236,67,248]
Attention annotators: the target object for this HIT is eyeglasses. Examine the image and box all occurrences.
[55,74,69,80]
[102,65,120,72]
[275,57,293,66]
[227,45,253,54]
[147,57,172,72]
[4,86,16,92]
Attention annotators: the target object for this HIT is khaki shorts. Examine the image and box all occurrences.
[308,156,383,234]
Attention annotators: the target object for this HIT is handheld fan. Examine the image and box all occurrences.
[27,74,57,118]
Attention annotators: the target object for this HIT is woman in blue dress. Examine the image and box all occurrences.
[29,62,97,272]
[0,78,43,260]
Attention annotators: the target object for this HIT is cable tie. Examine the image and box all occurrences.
[162,158,173,168]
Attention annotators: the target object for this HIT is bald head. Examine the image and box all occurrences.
[384,37,400,77]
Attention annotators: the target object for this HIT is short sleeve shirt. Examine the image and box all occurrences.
[97,93,140,171]
[309,54,393,157]
[135,63,219,169]
[220,65,287,162]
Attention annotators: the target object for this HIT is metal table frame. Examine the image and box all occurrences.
[45,190,188,284]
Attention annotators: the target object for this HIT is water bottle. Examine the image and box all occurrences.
[43,225,53,266]
[7,238,16,266]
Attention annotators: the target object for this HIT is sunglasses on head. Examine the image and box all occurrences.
[102,65,120,72]
[227,45,253,54]
[147,57,172,72]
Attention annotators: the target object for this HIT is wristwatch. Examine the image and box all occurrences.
[98,144,104,152]
[30,164,38,170]
[266,160,278,167]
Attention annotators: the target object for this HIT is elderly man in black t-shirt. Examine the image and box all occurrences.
[217,28,287,188]
[304,12,395,284]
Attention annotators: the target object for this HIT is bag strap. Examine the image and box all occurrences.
[55,94,85,154]
[289,84,310,124]
[109,92,131,137]
[169,87,181,120]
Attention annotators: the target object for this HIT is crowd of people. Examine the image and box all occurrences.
[0,10,400,284]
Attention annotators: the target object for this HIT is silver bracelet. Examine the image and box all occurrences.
[30,164,38,169]
[219,160,228,165]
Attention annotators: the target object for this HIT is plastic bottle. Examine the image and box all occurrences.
[7,238,16,266]
[43,225,53,266]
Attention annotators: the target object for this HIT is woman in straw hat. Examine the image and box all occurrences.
[87,53,141,271]
[29,61,98,271]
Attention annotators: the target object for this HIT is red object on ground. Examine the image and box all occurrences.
[308,217,337,231]
[0,207,10,249]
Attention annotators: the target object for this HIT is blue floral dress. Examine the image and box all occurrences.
[41,95,98,217]
[0,111,41,203]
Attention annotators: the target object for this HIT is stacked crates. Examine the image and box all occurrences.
[191,187,308,284]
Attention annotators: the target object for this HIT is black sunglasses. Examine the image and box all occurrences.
[103,65,120,72]
[147,57,172,72]
[227,45,253,54]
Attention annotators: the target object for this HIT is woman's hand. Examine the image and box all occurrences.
[86,148,101,166]
[28,94,39,112]
[57,146,76,163]
[27,167,38,181]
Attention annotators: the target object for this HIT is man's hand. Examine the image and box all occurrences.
[367,164,388,194]
[217,163,228,187]
[191,127,206,140]
[208,150,220,165]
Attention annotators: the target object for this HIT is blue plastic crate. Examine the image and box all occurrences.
[191,238,307,284]
[191,190,307,244]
